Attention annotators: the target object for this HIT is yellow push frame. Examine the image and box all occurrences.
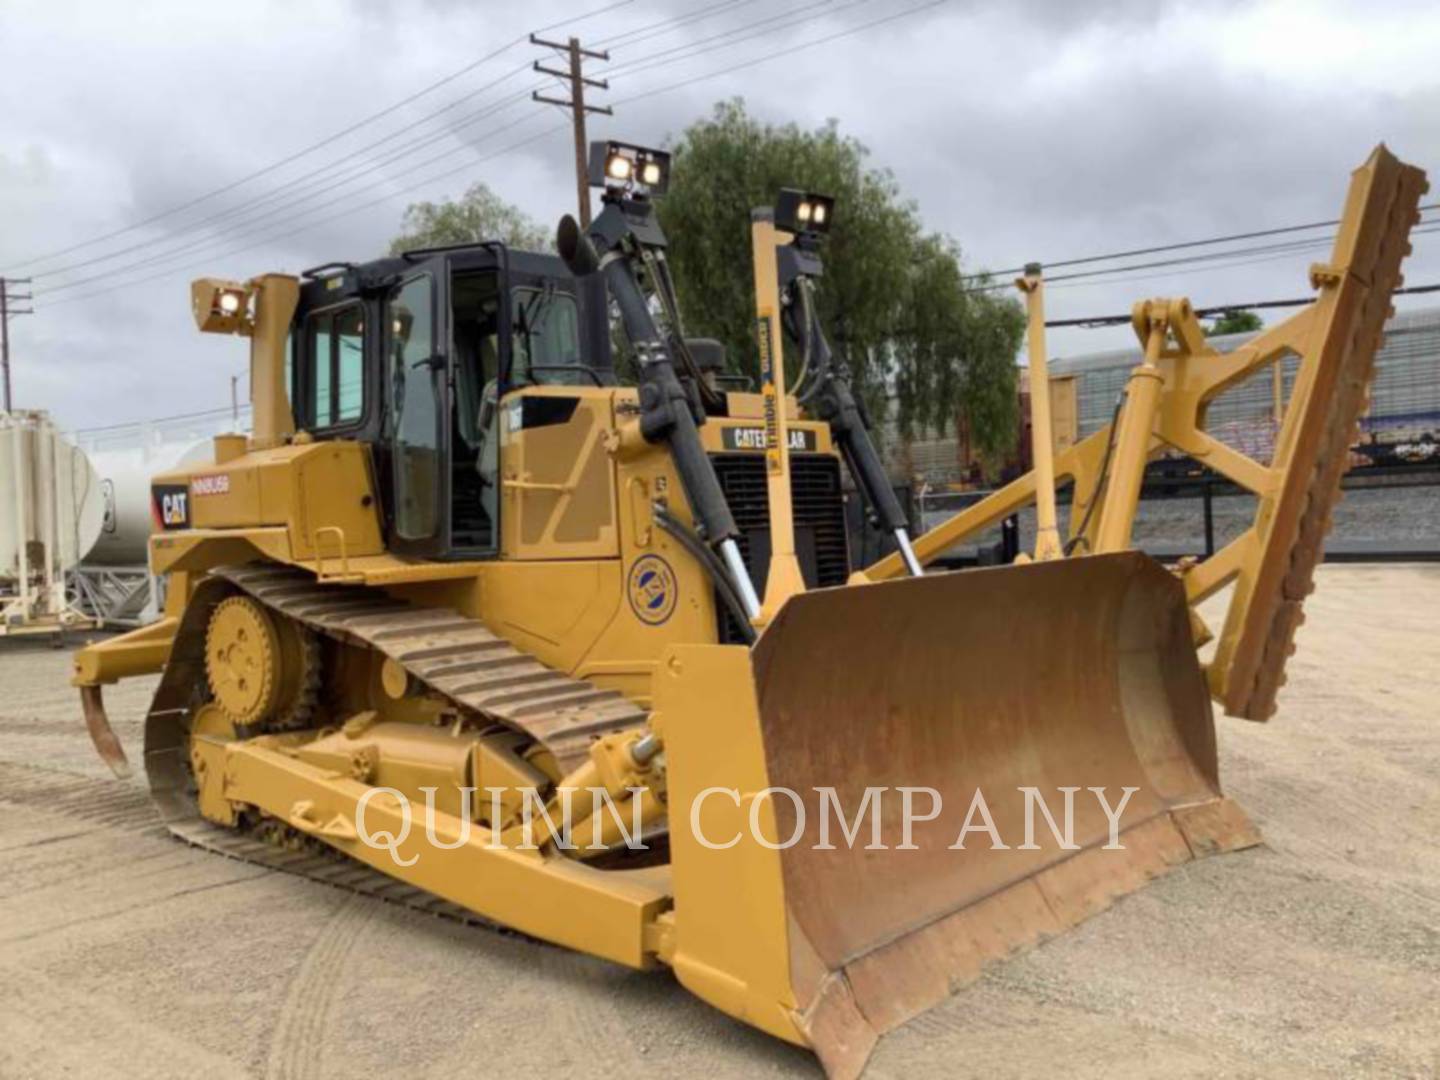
[860,146,1427,720]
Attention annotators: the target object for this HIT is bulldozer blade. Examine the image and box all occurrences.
[658,550,1258,1078]
[80,684,133,780]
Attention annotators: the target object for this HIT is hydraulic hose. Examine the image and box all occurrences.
[653,504,758,644]
[645,248,725,413]
[600,254,741,541]
[788,279,924,576]
[559,208,763,619]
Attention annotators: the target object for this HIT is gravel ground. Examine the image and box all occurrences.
[927,481,1440,558]
[1,565,1438,1079]
[1129,481,1440,548]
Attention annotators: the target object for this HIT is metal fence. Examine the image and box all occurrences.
[1052,306,1440,465]
[886,306,1440,486]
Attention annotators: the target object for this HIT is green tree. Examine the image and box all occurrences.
[1205,309,1263,336]
[657,100,1023,459]
[390,181,551,255]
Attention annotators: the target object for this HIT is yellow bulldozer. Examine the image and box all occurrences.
[74,142,1425,1077]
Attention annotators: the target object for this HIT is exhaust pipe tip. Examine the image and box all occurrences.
[556,214,599,278]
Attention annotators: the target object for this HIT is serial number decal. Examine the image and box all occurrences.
[191,474,231,496]
[721,426,816,452]
[756,313,781,475]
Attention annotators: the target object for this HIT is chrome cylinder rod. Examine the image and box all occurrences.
[720,538,762,621]
[894,529,925,577]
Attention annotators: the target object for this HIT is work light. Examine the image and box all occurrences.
[775,188,836,235]
[588,140,671,195]
[191,278,253,334]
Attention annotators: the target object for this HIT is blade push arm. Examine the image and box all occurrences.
[860,145,1428,720]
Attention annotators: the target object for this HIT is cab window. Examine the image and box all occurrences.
[510,288,581,386]
[387,275,441,542]
[304,304,366,428]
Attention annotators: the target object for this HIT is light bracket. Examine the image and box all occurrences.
[191,278,254,335]
[775,188,836,236]
[588,140,671,196]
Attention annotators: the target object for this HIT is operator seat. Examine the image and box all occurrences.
[452,303,501,548]
[476,364,499,530]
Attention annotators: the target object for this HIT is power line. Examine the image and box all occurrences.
[32,0,892,301]
[35,0,949,310]
[5,49,525,275]
[71,401,250,437]
[15,0,1421,331]
[591,0,761,50]
[974,201,1440,284]
[1042,223,1440,295]
[25,0,802,288]
[597,0,846,82]
[610,0,950,108]
[31,0,745,283]
[963,216,1440,295]
[214,1,840,249]
[1043,282,1440,329]
[64,283,1440,432]
[26,72,540,285]
[1,0,642,274]
[1046,221,1440,286]
[38,123,570,310]
[32,100,543,298]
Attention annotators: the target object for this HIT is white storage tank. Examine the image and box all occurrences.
[68,407,242,629]
[86,437,215,566]
[1,410,104,578]
[73,407,243,568]
[1,410,105,634]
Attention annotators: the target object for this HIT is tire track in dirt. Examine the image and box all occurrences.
[0,715,95,734]
[264,894,378,1080]
[0,960,252,1080]
[0,713,142,737]
[0,760,159,833]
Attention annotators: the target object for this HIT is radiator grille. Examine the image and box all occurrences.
[709,452,850,641]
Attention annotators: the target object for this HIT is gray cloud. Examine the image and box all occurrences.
[2,0,1437,428]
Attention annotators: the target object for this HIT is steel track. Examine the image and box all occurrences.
[137,562,649,926]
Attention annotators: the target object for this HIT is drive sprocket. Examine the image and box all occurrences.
[204,594,319,731]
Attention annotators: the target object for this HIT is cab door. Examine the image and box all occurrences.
[384,259,449,558]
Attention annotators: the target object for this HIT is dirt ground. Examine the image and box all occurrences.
[1,564,1437,1079]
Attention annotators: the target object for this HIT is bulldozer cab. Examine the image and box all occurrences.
[287,246,614,562]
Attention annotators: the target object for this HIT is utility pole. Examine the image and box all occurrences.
[1,277,35,413]
[531,34,612,229]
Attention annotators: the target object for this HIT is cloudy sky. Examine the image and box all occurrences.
[2,0,1438,432]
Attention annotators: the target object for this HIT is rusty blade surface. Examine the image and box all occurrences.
[752,551,1257,1077]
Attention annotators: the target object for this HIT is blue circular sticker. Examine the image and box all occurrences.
[627,554,678,626]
